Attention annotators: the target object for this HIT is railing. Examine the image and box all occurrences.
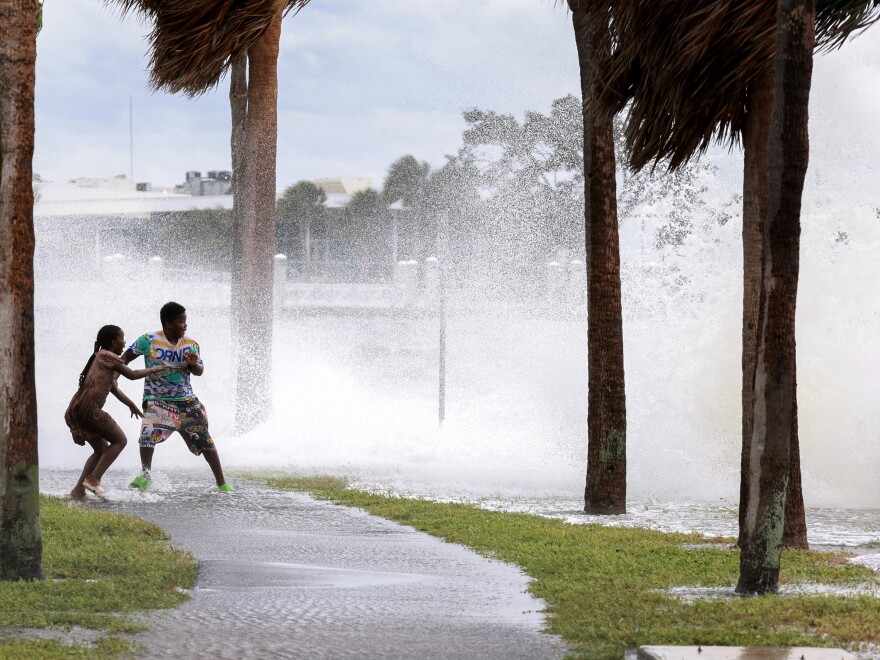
[34,253,588,315]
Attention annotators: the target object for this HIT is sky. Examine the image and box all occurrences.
[34,0,880,201]
[34,0,581,190]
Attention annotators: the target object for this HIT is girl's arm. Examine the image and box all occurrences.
[113,363,168,381]
[110,382,144,419]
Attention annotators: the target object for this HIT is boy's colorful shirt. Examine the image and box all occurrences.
[128,331,203,403]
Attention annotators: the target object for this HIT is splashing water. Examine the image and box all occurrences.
[33,69,880,554]
[36,194,880,530]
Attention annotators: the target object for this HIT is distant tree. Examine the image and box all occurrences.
[455,97,585,273]
[468,95,734,255]
[276,180,326,276]
[422,152,482,270]
[0,0,42,581]
[340,189,390,280]
[342,188,385,224]
[382,155,430,263]
[154,207,232,270]
[432,94,735,291]
[383,155,430,208]
[461,95,583,198]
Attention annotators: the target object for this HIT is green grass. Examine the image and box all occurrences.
[0,495,198,658]
[0,637,132,660]
[261,474,880,659]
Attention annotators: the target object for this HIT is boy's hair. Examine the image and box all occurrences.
[160,301,186,326]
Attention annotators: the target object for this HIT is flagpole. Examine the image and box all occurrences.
[129,95,134,182]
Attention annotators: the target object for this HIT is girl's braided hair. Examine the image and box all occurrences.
[78,325,122,389]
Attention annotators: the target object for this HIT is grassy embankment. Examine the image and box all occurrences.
[262,475,880,659]
[0,495,197,659]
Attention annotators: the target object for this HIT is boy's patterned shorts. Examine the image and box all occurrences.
[139,399,215,455]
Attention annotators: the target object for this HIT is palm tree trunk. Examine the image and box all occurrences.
[739,67,808,552]
[737,0,814,595]
[230,52,247,351]
[783,369,808,549]
[571,1,627,514]
[0,0,42,581]
[739,69,771,550]
[235,8,281,430]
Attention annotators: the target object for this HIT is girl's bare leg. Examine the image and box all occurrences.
[85,421,127,486]
[73,439,106,499]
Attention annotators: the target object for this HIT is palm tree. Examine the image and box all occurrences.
[593,0,880,590]
[277,180,327,276]
[232,6,282,429]
[383,156,431,210]
[229,53,247,365]
[340,188,390,280]
[568,0,627,514]
[107,0,310,429]
[0,0,42,581]
[383,155,431,263]
[737,0,815,595]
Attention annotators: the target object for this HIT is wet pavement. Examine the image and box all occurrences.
[637,647,856,660]
[42,470,565,659]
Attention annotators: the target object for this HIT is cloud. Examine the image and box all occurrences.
[33,0,880,197]
[35,0,579,188]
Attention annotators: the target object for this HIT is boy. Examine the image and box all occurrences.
[123,301,234,492]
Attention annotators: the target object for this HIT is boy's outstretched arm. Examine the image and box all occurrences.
[122,349,138,365]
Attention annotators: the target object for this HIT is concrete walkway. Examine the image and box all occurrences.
[47,470,564,659]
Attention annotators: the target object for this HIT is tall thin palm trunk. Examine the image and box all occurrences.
[739,69,772,551]
[739,66,808,552]
[783,369,807,549]
[570,0,627,514]
[0,0,42,581]
[234,9,281,430]
[230,53,248,351]
[737,0,814,595]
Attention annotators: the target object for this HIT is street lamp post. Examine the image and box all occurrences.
[437,213,449,425]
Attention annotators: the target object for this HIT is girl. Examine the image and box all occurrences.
[65,325,168,499]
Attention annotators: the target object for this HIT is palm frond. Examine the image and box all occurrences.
[592,0,880,171]
[816,0,880,50]
[103,0,310,97]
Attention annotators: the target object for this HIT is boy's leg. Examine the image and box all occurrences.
[179,401,230,488]
[130,401,173,490]
[129,444,155,491]
[139,446,154,472]
[129,446,154,491]
[202,450,226,487]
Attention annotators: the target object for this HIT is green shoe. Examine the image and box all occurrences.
[214,483,235,493]
[129,472,152,491]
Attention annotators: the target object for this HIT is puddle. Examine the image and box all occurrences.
[197,559,432,590]
[659,583,880,604]
[0,626,105,646]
